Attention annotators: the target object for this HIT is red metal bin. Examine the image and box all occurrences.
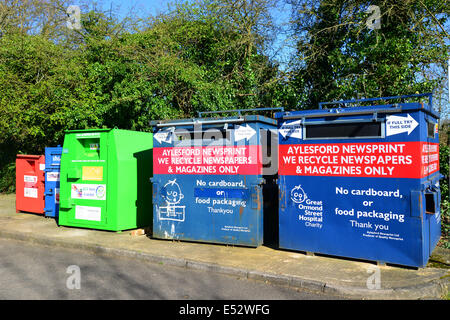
[16,154,45,214]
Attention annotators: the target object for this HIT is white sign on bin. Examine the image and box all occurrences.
[386,114,418,136]
[24,175,37,183]
[75,205,101,221]
[24,187,38,198]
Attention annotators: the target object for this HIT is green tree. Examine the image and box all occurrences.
[0,1,288,192]
[289,0,450,109]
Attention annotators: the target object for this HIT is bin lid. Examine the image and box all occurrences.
[276,102,440,120]
[150,115,276,128]
[16,154,43,159]
[64,128,112,133]
[151,107,282,128]
[276,93,439,120]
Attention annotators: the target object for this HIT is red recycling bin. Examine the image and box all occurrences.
[16,154,45,214]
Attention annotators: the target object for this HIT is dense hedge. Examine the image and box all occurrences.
[439,143,449,248]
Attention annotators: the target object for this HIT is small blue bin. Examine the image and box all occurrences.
[44,146,62,218]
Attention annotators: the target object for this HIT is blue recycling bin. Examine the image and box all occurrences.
[276,93,442,268]
[150,108,280,247]
[44,146,62,218]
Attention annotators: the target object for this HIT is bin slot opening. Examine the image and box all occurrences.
[26,160,36,172]
[427,120,435,138]
[76,138,100,159]
[261,128,277,169]
[174,129,232,142]
[305,122,382,139]
[425,192,436,214]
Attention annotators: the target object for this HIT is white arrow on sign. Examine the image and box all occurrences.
[234,124,256,141]
[279,120,302,139]
[154,130,172,144]
[386,114,418,136]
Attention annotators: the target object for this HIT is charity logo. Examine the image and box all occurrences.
[96,186,105,199]
[291,185,307,204]
[72,184,83,197]
[52,155,61,163]
[71,184,106,200]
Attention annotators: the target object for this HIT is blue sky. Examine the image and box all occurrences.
[99,0,169,17]
[95,0,294,65]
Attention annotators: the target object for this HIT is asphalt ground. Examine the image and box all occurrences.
[0,194,448,300]
[0,238,342,300]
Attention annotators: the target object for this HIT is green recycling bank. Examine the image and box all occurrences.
[59,129,153,231]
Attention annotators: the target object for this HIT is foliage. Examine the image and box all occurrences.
[440,144,449,202]
[0,1,283,192]
[439,144,449,248]
[288,0,450,109]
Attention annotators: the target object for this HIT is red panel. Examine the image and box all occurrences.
[153,145,262,175]
[15,155,45,214]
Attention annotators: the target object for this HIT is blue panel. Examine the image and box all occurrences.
[44,146,62,218]
[153,174,262,246]
[279,176,424,267]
